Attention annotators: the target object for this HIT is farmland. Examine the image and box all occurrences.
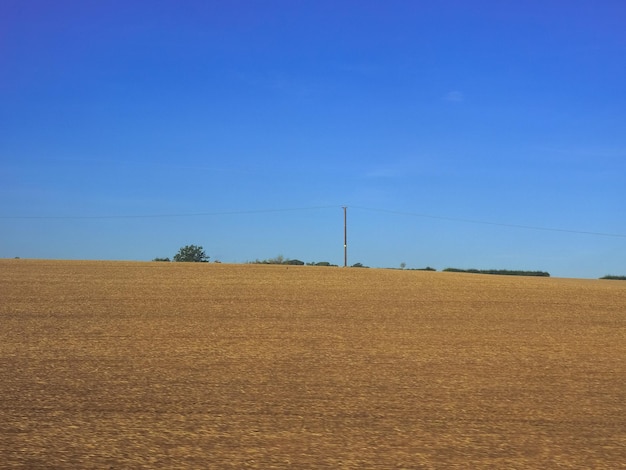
[1,259,625,468]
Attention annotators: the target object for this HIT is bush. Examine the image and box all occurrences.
[443,268,550,277]
[600,275,626,280]
[249,256,306,265]
[284,259,305,265]
[351,262,368,268]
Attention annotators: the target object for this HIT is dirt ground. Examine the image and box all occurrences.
[1,259,625,468]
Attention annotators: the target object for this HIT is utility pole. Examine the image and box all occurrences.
[343,206,347,267]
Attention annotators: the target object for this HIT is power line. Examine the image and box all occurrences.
[2,204,624,239]
[0,205,341,220]
[350,206,626,239]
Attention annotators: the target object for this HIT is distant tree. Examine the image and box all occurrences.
[443,268,549,277]
[351,262,368,268]
[153,257,171,262]
[268,255,285,264]
[400,262,406,269]
[173,245,209,263]
[250,255,297,265]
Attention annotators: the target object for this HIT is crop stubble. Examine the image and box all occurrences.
[1,259,625,468]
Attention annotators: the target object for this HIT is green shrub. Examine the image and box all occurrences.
[443,268,549,277]
[351,262,368,268]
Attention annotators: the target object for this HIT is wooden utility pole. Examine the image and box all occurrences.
[343,206,347,267]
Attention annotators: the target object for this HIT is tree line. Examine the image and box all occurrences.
[154,245,626,280]
[442,268,551,277]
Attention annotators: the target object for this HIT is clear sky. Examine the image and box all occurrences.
[2,0,625,278]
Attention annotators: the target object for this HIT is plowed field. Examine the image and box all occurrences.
[1,259,625,468]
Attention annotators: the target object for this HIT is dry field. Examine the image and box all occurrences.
[1,259,625,469]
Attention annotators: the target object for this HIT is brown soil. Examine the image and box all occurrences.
[1,259,625,468]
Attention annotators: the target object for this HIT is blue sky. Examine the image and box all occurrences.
[2,0,625,278]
